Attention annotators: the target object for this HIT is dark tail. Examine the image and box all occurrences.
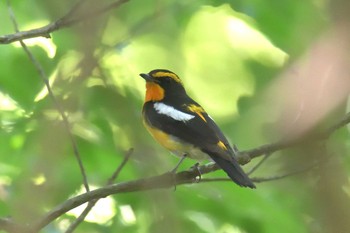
[208,153,256,189]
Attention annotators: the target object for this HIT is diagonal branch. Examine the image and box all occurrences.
[0,0,130,44]
[201,159,322,183]
[6,0,90,192]
[247,153,271,175]
[323,111,350,137]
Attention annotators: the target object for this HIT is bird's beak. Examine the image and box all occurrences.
[139,73,158,83]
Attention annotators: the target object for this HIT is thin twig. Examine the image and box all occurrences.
[324,111,350,137]
[56,0,86,25]
[6,0,90,192]
[239,140,296,162]
[251,163,318,183]
[107,148,134,184]
[198,160,320,183]
[63,201,94,233]
[64,148,133,233]
[241,111,350,161]
[0,0,130,44]
[247,153,271,175]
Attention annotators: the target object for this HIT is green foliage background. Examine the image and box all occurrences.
[0,0,349,233]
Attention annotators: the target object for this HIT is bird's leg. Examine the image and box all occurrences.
[169,154,187,191]
[171,154,187,173]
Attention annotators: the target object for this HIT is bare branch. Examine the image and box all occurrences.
[323,111,350,137]
[107,148,134,184]
[6,0,90,192]
[239,140,296,163]
[0,0,130,44]
[64,148,133,233]
[251,161,321,183]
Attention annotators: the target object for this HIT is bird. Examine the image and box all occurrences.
[140,69,255,188]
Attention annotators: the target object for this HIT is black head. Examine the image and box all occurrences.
[139,69,186,97]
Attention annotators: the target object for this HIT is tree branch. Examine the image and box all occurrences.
[247,153,271,175]
[31,168,208,233]
[0,0,130,44]
[64,148,133,233]
[239,111,350,163]
[29,153,320,232]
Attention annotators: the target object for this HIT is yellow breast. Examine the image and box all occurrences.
[143,120,208,161]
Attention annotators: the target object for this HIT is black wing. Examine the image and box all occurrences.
[143,101,221,151]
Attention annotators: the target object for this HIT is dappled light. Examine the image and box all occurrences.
[67,185,116,224]
[119,205,136,225]
[180,5,287,118]
[13,37,57,59]
[10,20,57,58]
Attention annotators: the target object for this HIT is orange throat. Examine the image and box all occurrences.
[145,82,165,102]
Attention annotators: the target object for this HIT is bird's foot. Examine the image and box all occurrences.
[190,162,202,183]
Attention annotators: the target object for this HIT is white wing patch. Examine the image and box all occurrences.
[154,102,195,122]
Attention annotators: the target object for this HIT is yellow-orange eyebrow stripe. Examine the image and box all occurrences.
[152,71,182,84]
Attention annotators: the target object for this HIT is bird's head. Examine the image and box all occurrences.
[140,69,186,102]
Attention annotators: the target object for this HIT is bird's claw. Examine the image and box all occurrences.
[190,162,202,182]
